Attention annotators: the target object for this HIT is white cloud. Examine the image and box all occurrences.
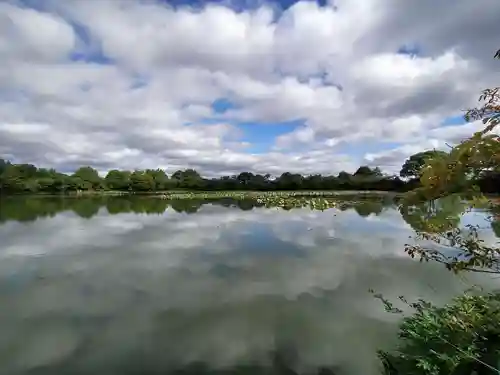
[0,3,75,63]
[364,141,441,174]
[352,52,469,86]
[363,119,500,174]
[1,0,499,176]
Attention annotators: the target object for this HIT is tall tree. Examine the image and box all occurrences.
[73,166,102,190]
[105,170,131,190]
[277,172,303,190]
[337,171,351,181]
[354,165,375,176]
[399,150,448,179]
[237,172,254,187]
[171,169,203,189]
[130,171,155,191]
[0,159,10,175]
[145,169,168,190]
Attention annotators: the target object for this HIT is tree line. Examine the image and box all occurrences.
[0,159,402,193]
[1,149,499,195]
[1,151,498,195]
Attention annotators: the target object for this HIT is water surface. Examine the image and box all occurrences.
[0,196,498,375]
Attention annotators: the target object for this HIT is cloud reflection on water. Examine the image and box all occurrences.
[0,197,498,375]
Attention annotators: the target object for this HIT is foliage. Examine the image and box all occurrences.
[399,49,500,275]
[377,291,500,375]
[105,170,131,190]
[0,162,415,194]
[146,168,170,190]
[355,165,382,177]
[172,169,204,189]
[378,49,500,375]
[0,158,9,175]
[73,166,103,190]
[130,170,155,191]
[400,150,449,180]
[0,159,497,196]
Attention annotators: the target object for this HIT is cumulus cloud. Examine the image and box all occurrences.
[363,119,500,174]
[0,0,499,176]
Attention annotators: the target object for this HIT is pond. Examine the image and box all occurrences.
[0,195,498,375]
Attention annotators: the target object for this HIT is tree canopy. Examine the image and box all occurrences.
[400,150,449,180]
[1,154,498,196]
[0,163,416,194]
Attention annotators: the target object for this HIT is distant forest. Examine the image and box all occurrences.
[1,151,499,194]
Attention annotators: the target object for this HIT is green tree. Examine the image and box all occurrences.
[400,150,449,180]
[249,174,269,190]
[0,159,10,176]
[0,164,29,192]
[37,177,56,192]
[337,171,351,181]
[304,174,324,189]
[14,163,38,179]
[237,172,254,187]
[172,169,204,189]
[171,170,183,181]
[73,166,102,190]
[183,169,203,188]
[145,169,169,190]
[130,171,155,191]
[354,165,377,177]
[277,172,303,190]
[35,168,58,179]
[105,170,131,190]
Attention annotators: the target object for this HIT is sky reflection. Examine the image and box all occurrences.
[0,197,498,375]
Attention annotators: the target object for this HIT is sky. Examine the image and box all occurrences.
[0,0,499,177]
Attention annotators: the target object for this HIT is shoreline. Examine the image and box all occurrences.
[1,190,403,199]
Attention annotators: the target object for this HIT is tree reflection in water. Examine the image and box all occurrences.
[0,196,391,222]
[1,195,498,238]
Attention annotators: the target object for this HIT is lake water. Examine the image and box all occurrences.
[0,196,498,375]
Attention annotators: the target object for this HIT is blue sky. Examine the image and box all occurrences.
[210,98,306,153]
[237,120,306,153]
[0,0,496,176]
[440,115,467,127]
[157,0,329,10]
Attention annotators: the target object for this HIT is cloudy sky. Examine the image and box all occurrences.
[1,0,499,177]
